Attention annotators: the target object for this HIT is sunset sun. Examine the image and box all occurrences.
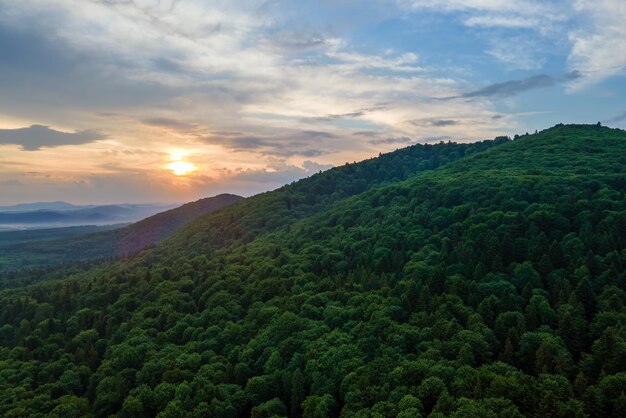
[166,160,197,176]
[165,151,198,176]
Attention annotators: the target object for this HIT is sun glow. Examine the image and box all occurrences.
[166,154,197,176]
[167,161,196,176]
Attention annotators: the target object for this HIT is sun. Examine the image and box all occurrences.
[165,150,198,176]
[166,149,198,176]
[166,160,197,176]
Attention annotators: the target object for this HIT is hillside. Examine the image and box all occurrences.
[0,194,243,272]
[0,125,625,417]
[0,140,501,274]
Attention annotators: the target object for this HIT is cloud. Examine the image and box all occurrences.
[0,21,179,121]
[0,2,463,141]
[200,130,337,157]
[352,130,381,137]
[464,15,540,29]
[369,136,413,145]
[486,37,546,70]
[400,0,625,88]
[1,0,579,204]
[266,30,334,52]
[461,75,555,98]
[564,70,582,81]
[444,72,582,100]
[225,160,334,184]
[410,118,459,127]
[568,0,626,89]
[397,0,573,74]
[309,105,389,123]
[399,0,563,32]
[141,117,198,131]
[300,131,336,139]
[431,119,458,127]
[349,130,414,146]
[325,50,423,73]
[602,111,626,125]
[0,125,105,151]
[401,0,552,13]
[312,111,365,122]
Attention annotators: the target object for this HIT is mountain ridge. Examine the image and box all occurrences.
[0,203,176,227]
[0,201,79,212]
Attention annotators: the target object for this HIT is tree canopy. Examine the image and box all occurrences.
[0,124,624,417]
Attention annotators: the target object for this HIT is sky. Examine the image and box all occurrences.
[0,0,625,205]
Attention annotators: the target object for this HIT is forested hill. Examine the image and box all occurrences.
[147,136,507,257]
[1,124,625,417]
[0,194,243,273]
[0,137,501,276]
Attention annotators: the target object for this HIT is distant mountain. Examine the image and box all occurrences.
[0,203,176,228]
[0,201,79,212]
[0,193,243,271]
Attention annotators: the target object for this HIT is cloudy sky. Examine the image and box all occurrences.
[0,0,625,204]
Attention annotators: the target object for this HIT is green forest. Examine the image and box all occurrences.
[0,124,624,417]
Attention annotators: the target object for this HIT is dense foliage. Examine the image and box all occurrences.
[0,124,624,417]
